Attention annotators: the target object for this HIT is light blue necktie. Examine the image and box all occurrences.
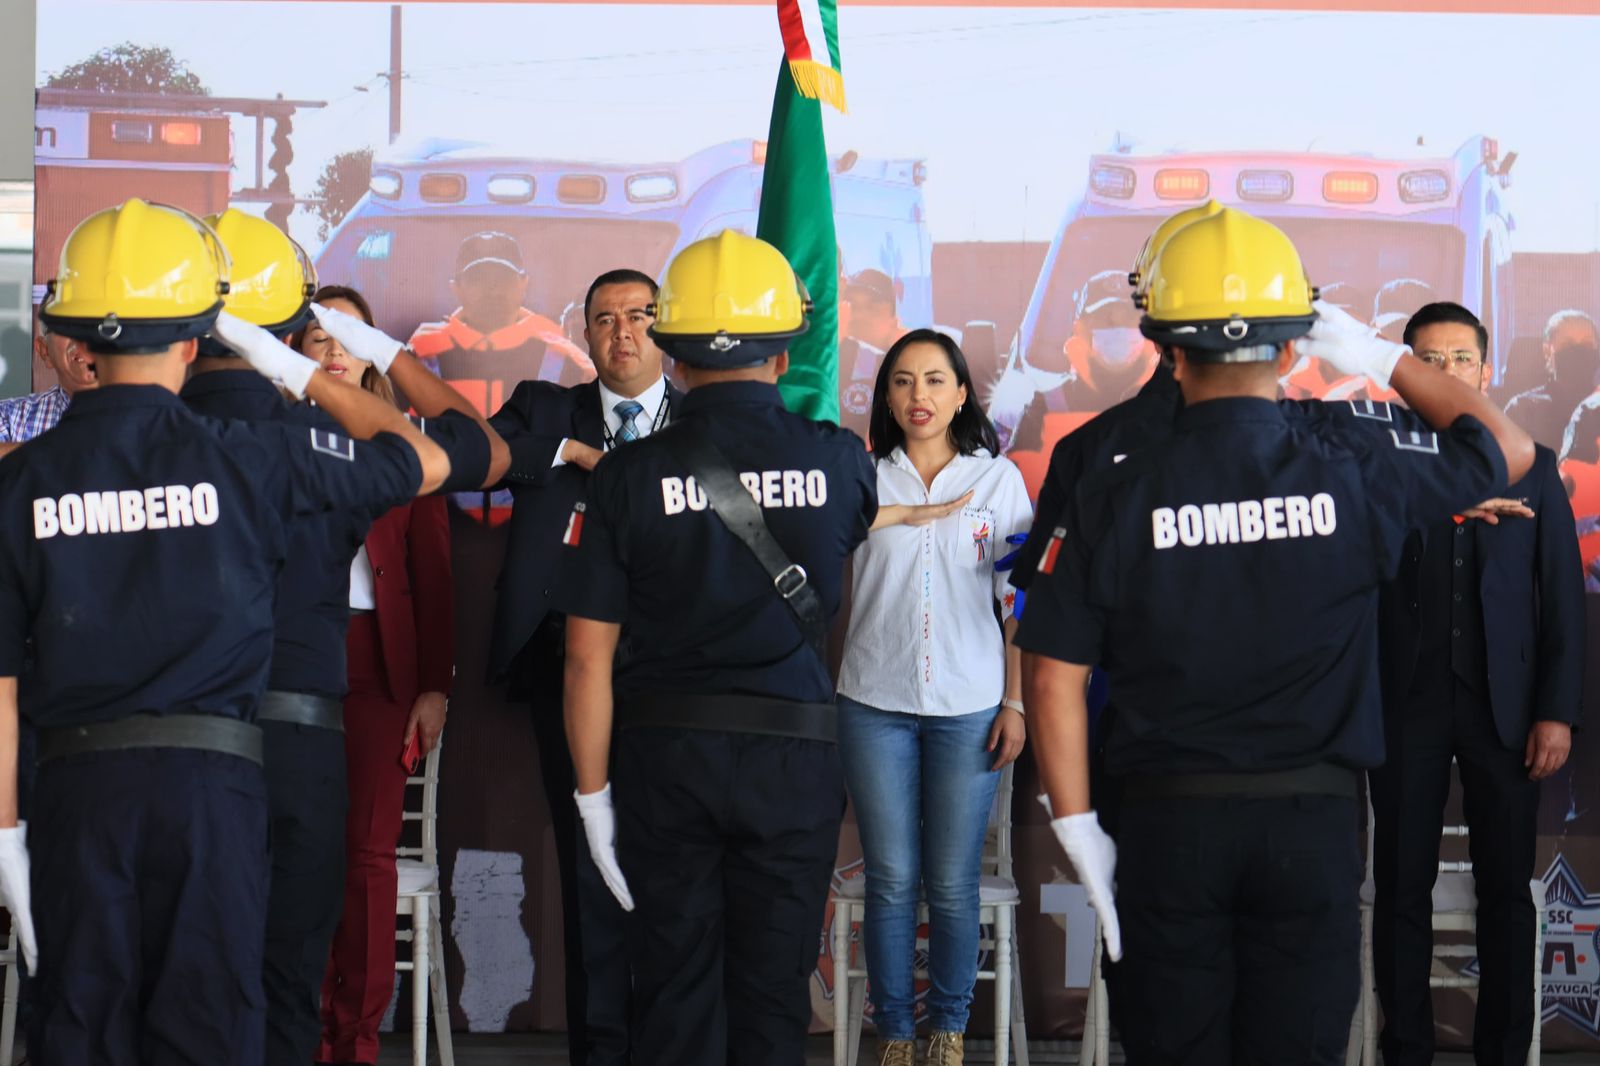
[614,399,645,443]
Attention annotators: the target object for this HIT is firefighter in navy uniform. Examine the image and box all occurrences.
[553,231,877,1066]
[179,210,507,1065]
[0,199,466,1065]
[1016,207,1535,1066]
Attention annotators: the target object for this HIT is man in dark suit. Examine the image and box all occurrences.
[1372,302,1585,1066]
[488,268,677,1066]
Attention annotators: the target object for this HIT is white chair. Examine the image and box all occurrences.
[1349,775,1544,1066]
[1079,925,1110,1066]
[831,763,1030,1066]
[0,926,17,1066]
[395,739,455,1066]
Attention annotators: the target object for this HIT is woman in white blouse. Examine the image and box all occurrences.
[838,329,1033,1066]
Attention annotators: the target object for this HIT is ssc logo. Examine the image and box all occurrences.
[843,381,873,416]
[1469,854,1600,1035]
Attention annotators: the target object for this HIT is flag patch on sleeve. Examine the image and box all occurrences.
[563,502,585,547]
[1037,526,1067,575]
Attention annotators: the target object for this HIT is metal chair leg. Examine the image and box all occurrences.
[1081,934,1100,1066]
[412,894,431,1066]
[993,907,1013,1066]
[430,905,454,1066]
[833,903,852,1066]
[1362,905,1377,1066]
[0,928,16,1066]
[1010,923,1031,1066]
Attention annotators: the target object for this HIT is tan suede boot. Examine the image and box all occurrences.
[926,1031,964,1066]
[876,1039,917,1066]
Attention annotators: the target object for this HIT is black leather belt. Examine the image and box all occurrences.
[38,714,264,766]
[257,690,344,733]
[618,693,837,743]
[1122,762,1357,800]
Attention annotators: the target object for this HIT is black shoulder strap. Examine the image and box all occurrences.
[657,421,829,662]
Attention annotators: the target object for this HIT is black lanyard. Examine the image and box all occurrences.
[600,391,671,452]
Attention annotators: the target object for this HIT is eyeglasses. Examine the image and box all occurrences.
[1415,349,1482,370]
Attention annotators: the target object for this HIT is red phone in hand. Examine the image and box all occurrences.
[400,732,422,775]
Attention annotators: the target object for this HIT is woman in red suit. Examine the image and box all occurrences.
[296,286,455,1066]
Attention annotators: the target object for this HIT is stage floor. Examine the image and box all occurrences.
[376,1034,1600,1064]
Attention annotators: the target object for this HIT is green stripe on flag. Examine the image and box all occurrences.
[757,58,840,424]
[819,0,842,70]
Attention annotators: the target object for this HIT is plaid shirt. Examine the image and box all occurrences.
[0,385,71,443]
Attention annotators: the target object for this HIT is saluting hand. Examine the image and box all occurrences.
[871,490,974,531]
[988,706,1026,770]
[310,303,402,375]
[404,692,448,756]
[210,311,317,399]
[1460,497,1535,525]
[1299,300,1407,389]
[1526,721,1572,781]
[561,439,604,472]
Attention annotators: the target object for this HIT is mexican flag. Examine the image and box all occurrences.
[757,0,845,423]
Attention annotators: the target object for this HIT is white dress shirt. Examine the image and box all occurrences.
[550,375,669,466]
[838,447,1033,717]
[349,543,377,611]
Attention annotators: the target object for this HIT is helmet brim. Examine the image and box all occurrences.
[1140,313,1314,355]
[197,300,312,358]
[649,321,807,369]
[41,301,224,355]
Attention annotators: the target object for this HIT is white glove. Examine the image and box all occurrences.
[210,311,317,399]
[310,302,403,376]
[1297,299,1408,389]
[0,825,37,973]
[1049,810,1122,962]
[574,785,635,912]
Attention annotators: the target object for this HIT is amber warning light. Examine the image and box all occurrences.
[1154,168,1208,200]
[1323,171,1379,204]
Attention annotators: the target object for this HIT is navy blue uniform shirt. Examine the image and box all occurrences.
[0,384,423,728]
[552,380,877,703]
[181,370,395,701]
[1012,364,1181,589]
[1015,396,1507,775]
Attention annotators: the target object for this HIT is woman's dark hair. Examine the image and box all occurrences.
[868,328,1001,460]
[291,284,395,405]
[309,284,376,327]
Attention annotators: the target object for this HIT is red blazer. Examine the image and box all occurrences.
[365,495,454,705]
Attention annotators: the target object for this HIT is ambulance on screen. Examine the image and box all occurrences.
[990,136,1517,459]
[314,137,935,356]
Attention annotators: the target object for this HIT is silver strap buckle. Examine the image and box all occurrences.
[774,563,809,600]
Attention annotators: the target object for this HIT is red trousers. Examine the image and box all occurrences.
[318,614,410,1064]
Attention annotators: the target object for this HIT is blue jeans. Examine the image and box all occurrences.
[836,696,1002,1039]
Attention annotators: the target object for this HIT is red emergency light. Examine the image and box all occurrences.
[1154,168,1208,200]
[418,173,466,203]
[159,122,203,147]
[1322,171,1378,204]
